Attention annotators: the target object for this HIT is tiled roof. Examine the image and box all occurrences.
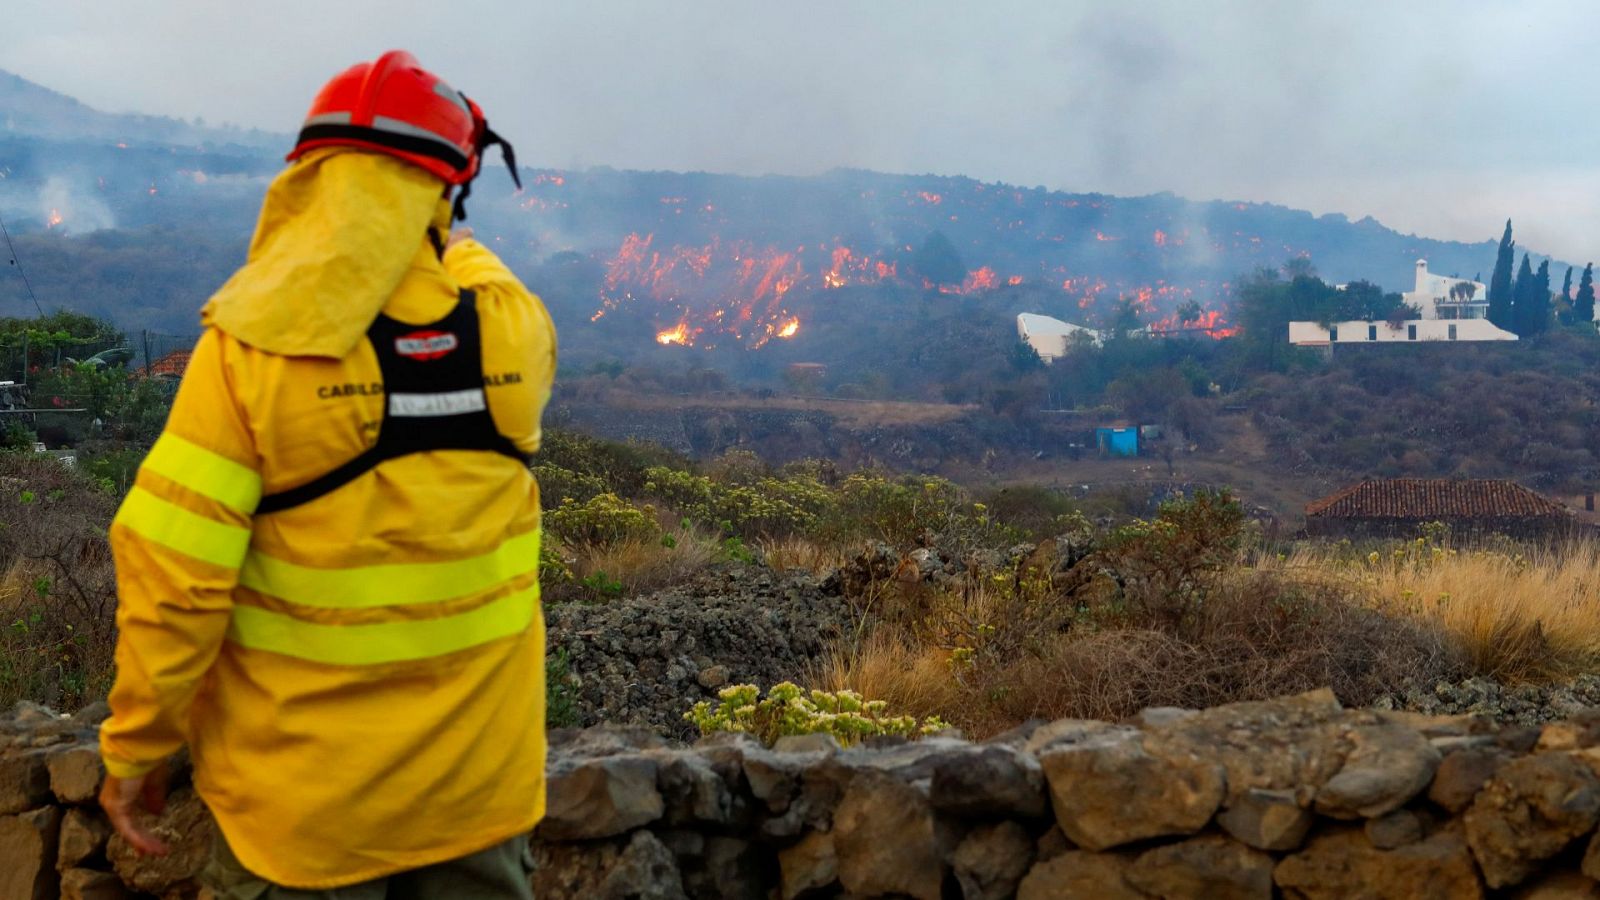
[1306,479,1571,520]
[148,351,191,378]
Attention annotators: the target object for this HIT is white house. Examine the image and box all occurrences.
[1289,318,1516,346]
[1017,313,1103,362]
[1288,259,1516,346]
[1402,259,1489,321]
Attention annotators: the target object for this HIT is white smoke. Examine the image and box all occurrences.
[38,175,115,233]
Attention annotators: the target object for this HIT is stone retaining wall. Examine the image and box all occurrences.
[11,689,1600,898]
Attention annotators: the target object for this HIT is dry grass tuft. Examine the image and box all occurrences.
[566,531,718,596]
[1271,542,1600,684]
[760,537,849,576]
[817,559,1466,739]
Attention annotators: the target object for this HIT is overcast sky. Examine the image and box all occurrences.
[4,0,1597,260]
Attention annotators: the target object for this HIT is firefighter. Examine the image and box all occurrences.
[96,51,555,897]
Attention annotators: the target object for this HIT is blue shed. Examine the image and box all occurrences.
[1096,426,1139,457]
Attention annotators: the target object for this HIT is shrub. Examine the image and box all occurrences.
[534,430,690,498]
[531,462,609,509]
[644,466,834,539]
[545,493,661,547]
[0,451,120,709]
[1098,489,1247,626]
[546,647,580,729]
[684,682,947,746]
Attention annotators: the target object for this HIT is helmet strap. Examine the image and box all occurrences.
[451,122,522,222]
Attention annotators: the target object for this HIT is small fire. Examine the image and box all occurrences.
[917,191,943,205]
[1153,229,1167,247]
[147,183,158,196]
[656,322,693,346]
[1007,275,1023,286]
[778,318,800,338]
[1094,232,1119,242]
[46,210,63,229]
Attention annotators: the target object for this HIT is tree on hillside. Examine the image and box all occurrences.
[1510,253,1536,336]
[1487,220,1516,329]
[1576,263,1596,325]
[909,231,966,288]
[1563,266,1574,301]
[1529,259,1552,336]
[1282,256,1317,280]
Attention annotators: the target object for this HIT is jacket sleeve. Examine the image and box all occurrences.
[100,329,261,778]
[443,239,557,453]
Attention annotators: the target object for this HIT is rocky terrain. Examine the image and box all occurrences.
[1378,675,1600,727]
[18,689,1600,897]
[545,566,852,737]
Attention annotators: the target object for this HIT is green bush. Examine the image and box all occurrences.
[1099,489,1247,623]
[643,466,834,539]
[545,648,580,729]
[685,682,948,746]
[545,493,661,547]
[531,462,609,509]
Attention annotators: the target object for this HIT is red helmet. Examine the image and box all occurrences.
[288,50,520,219]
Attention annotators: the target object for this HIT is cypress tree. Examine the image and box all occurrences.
[1576,263,1596,325]
[1487,220,1516,329]
[1511,253,1534,335]
[1563,266,1574,301]
[1530,259,1551,335]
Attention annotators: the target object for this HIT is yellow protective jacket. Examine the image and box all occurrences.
[101,150,556,888]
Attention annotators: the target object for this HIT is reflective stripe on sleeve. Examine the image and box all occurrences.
[113,486,253,569]
[227,584,539,665]
[239,529,540,609]
[141,433,262,514]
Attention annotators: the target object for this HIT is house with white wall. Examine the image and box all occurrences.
[1017,313,1103,362]
[1289,318,1517,346]
[1402,259,1490,321]
[1288,259,1517,346]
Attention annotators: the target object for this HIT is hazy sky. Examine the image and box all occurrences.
[5,0,1598,260]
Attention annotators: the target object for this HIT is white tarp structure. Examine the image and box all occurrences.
[1016,313,1103,362]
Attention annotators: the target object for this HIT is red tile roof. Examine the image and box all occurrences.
[1306,479,1571,520]
[148,350,191,378]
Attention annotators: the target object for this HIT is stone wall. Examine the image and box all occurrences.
[12,689,1600,898]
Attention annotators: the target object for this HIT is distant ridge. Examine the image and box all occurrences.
[0,68,282,149]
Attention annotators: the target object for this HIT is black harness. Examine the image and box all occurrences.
[256,289,529,515]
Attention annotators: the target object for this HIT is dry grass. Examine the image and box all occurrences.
[1269,542,1600,683]
[760,536,849,576]
[565,531,719,596]
[816,556,1467,739]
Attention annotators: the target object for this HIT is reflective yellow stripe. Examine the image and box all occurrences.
[113,487,252,569]
[239,530,541,609]
[227,585,539,665]
[142,433,261,514]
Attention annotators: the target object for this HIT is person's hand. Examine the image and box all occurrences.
[99,760,172,856]
[446,226,474,249]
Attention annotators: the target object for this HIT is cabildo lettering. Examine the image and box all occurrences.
[317,383,385,400]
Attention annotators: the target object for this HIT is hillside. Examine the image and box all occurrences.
[0,68,279,148]
[0,67,1571,349]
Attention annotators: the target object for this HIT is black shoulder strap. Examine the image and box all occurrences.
[256,289,528,516]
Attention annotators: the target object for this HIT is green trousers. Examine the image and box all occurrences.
[202,833,535,900]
